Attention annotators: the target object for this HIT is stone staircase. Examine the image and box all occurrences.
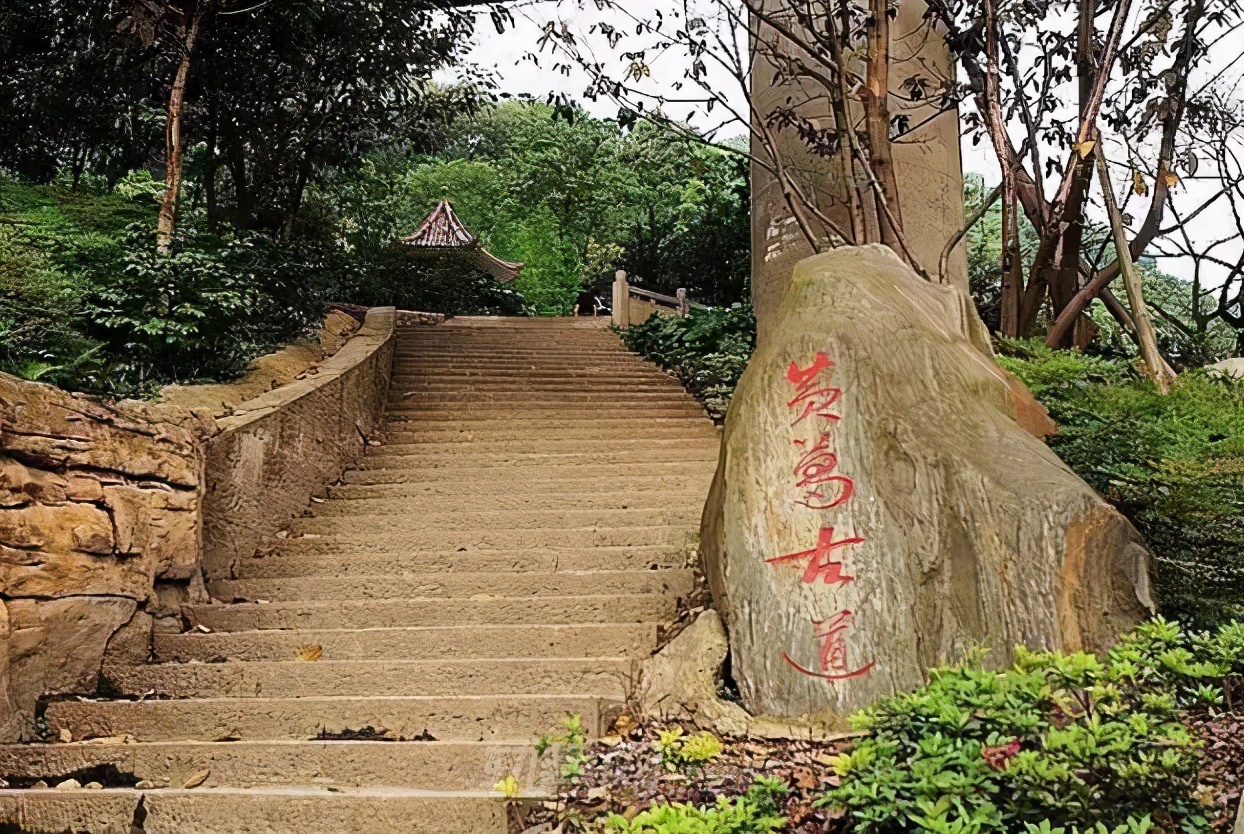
[0,317,720,834]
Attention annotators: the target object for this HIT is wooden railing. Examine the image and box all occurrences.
[611,270,708,328]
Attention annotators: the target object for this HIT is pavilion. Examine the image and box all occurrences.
[397,199,524,284]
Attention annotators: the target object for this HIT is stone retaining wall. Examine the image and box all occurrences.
[202,307,396,580]
[0,306,398,741]
[0,381,212,741]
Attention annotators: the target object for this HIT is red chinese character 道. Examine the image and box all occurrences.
[782,610,875,680]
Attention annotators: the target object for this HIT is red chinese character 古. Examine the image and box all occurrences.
[786,352,841,426]
[766,526,862,586]
[792,433,855,510]
[782,611,875,680]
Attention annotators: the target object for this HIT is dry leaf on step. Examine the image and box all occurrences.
[296,645,324,662]
[58,728,72,743]
[182,769,210,789]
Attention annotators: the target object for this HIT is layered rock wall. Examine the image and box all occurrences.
[0,306,397,740]
[0,380,211,740]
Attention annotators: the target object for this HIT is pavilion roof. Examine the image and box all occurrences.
[397,200,523,284]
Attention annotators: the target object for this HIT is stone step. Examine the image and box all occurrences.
[389,393,693,406]
[326,478,710,501]
[383,410,706,423]
[0,787,507,834]
[231,545,689,578]
[340,462,713,487]
[208,568,696,603]
[0,739,545,793]
[155,624,657,662]
[309,491,708,516]
[45,694,617,743]
[357,449,717,470]
[294,505,699,531]
[185,594,674,631]
[392,374,674,385]
[104,658,634,699]
[385,404,706,418]
[380,426,717,443]
[273,525,696,551]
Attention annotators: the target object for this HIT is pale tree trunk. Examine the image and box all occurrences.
[863,0,903,251]
[1094,147,1177,391]
[157,9,202,254]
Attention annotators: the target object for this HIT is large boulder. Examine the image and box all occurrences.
[702,246,1154,719]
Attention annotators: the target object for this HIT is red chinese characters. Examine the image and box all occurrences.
[770,352,874,682]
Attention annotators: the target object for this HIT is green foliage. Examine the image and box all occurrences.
[84,227,329,392]
[603,778,788,834]
[0,177,330,395]
[621,304,756,417]
[654,728,724,773]
[998,341,1244,626]
[820,618,1242,833]
[312,101,749,317]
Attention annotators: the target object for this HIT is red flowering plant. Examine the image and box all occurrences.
[818,619,1244,833]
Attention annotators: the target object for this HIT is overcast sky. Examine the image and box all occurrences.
[458,2,1244,287]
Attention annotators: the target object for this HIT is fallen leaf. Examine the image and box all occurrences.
[181,769,210,789]
[1133,170,1149,195]
[1075,140,1096,159]
[1163,170,1182,189]
[58,728,72,743]
[296,645,323,662]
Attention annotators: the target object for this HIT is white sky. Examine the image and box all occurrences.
[458,2,1244,289]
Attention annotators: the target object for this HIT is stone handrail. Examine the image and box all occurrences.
[201,306,397,581]
[611,270,708,328]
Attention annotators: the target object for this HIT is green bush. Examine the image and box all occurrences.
[997,340,1244,627]
[621,303,756,417]
[821,618,1243,834]
[84,227,332,393]
[603,777,788,834]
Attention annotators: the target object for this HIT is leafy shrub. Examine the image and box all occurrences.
[84,226,331,393]
[820,618,1244,834]
[998,340,1244,627]
[655,727,724,773]
[622,303,756,417]
[604,777,788,834]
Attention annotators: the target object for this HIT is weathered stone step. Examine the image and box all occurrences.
[385,402,704,416]
[326,476,710,500]
[0,739,542,793]
[0,787,507,834]
[104,658,634,699]
[185,594,674,631]
[389,393,692,406]
[232,544,688,579]
[383,414,710,430]
[275,526,695,551]
[155,624,657,662]
[341,462,713,486]
[357,449,717,470]
[381,426,717,443]
[392,369,671,381]
[209,568,695,603]
[45,693,617,742]
[318,487,711,512]
[297,505,697,532]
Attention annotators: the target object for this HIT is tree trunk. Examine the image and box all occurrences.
[1094,148,1176,391]
[863,0,903,250]
[156,8,202,254]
